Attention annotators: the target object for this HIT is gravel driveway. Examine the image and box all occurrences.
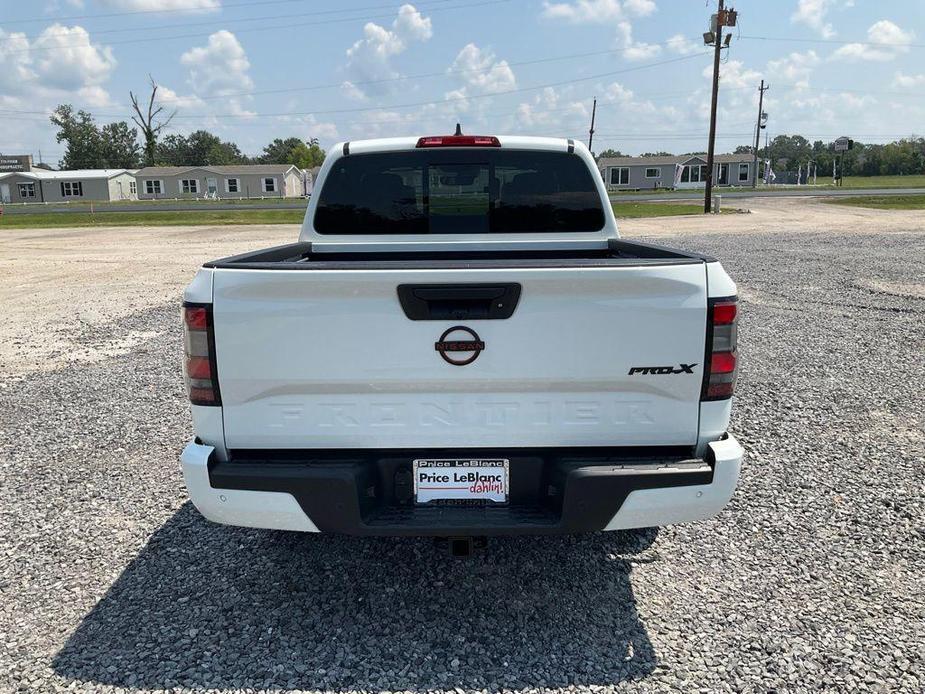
[1,212,923,692]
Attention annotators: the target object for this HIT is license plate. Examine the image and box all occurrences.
[413,459,509,504]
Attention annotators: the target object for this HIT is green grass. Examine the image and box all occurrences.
[2,197,306,211]
[1,200,728,229]
[824,194,925,210]
[826,175,925,189]
[609,175,925,197]
[0,209,304,228]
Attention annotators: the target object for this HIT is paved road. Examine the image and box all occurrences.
[3,186,924,214]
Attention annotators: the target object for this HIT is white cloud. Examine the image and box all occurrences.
[767,50,820,89]
[893,72,925,88]
[340,81,368,102]
[446,43,516,102]
[33,24,117,91]
[514,86,588,130]
[666,33,700,55]
[96,0,220,11]
[624,0,656,15]
[541,0,653,23]
[704,59,762,89]
[342,4,433,98]
[874,19,915,44]
[541,0,659,62]
[0,29,35,93]
[602,81,634,103]
[181,30,253,96]
[615,20,660,60]
[155,85,206,111]
[0,24,115,99]
[791,0,838,38]
[392,3,433,41]
[831,19,914,62]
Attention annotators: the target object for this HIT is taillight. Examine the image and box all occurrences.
[702,296,738,400]
[415,135,501,148]
[182,303,221,406]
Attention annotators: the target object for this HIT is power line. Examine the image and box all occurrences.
[141,41,713,105]
[4,0,512,54]
[4,0,367,25]
[0,0,461,43]
[0,52,710,121]
[740,35,925,50]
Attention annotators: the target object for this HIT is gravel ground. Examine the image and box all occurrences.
[1,212,923,693]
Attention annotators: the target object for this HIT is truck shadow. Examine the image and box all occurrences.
[52,504,659,691]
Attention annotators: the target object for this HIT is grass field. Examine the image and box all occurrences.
[0,209,305,228]
[824,194,925,210]
[609,175,925,197]
[0,201,724,229]
[829,175,925,189]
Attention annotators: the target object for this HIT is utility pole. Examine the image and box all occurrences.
[704,0,736,213]
[752,80,769,188]
[588,97,597,152]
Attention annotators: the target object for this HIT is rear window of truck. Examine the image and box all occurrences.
[313,149,605,234]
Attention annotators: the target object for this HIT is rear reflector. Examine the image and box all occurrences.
[182,303,221,406]
[416,135,501,148]
[702,296,739,401]
[712,300,737,325]
[185,355,212,380]
[184,306,208,331]
[710,351,737,374]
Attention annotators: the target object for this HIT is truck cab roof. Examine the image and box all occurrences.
[300,134,619,254]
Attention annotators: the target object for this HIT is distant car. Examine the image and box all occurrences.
[180,134,743,549]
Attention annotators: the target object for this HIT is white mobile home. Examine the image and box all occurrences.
[598,154,755,191]
[134,165,304,200]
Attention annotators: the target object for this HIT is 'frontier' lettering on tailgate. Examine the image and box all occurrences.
[267,400,656,429]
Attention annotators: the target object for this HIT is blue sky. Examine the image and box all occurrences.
[0,0,923,164]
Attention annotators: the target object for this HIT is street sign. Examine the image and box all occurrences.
[834,136,853,152]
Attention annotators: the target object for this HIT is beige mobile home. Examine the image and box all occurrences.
[598,154,755,191]
[0,169,137,204]
[134,165,303,200]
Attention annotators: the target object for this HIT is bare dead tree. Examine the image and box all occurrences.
[130,75,176,166]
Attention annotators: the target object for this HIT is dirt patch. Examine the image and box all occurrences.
[626,195,925,237]
[0,224,295,377]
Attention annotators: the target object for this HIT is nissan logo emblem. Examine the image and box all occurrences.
[435,326,485,366]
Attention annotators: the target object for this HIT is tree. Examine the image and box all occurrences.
[155,134,189,166]
[766,134,812,173]
[259,137,325,168]
[50,105,140,169]
[50,105,104,169]
[733,144,753,155]
[130,76,176,166]
[154,130,247,166]
[100,121,140,169]
[640,151,674,157]
[596,148,625,159]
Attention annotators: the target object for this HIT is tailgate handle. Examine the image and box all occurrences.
[397,283,521,320]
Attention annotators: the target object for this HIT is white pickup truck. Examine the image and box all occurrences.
[180,134,743,547]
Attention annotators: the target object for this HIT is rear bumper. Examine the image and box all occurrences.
[180,437,742,536]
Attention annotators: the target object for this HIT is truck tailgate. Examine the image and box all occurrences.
[211,263,707,449]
